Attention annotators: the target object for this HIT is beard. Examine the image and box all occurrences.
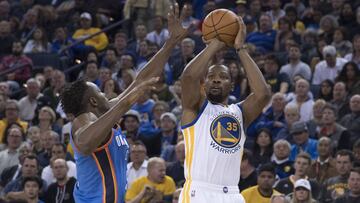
[12,51,21,56]
[207,92,226,104]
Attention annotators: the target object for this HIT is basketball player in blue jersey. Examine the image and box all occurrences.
[179,17,271,202]
[60,4,189,203]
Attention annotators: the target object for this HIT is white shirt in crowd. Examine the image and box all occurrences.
[41,160,77,186]
[280,61,312,83]
[18,94,43,121]
[126,160,148,186]
[312,57,348,85]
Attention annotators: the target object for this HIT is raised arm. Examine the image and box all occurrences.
[110,4,188,106]
[73,78,158,155]
[235,18,271,128]
[181,39,225,126]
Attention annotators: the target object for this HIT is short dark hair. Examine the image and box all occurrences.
[61,79,88,117]
[336,149,354,162]
[23,154,39,169]
[322,103,338,118]
[22,176,43,189]
[353,139,360,150]
[52,142,67,153]
[242,149,254,166]
[264,54,280,66]
[258,163,276,176]
[350,167,360,176]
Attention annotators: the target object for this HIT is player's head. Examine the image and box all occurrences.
[204,65,233,104]
[61,80,110,117]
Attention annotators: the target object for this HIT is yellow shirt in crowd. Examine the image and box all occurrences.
[0,119,28,143]
[125,176,176,203]
[241,185,281,203]
[72,27,109,51]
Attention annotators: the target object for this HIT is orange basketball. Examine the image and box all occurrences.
[202,9,240,46]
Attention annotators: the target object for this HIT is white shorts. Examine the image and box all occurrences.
[178,180,245,203]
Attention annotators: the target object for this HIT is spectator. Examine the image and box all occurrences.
[140,101,169,139]
[101,78,121,100]
[308,137,338,184]
[127,141,148,187]
[274,17,301,52]
[0,40,32,85]
[23,27,50,54]
[113,32,130,58]
[330,81,351,120]
[319,15,338,44]
[320,149,354,203]
[241,164,281,203]
[37,130,59,168]
[120,110,141,146]
[18,78,42,122]
[301,30,319,64]
[166,141,185,187]
[338,2,355,30]
[275,103,300,142]
[331,27,353,57]
[344,34,360,67]
[0,93,6,119]
[275,153,320,198]
[227,60,248,101]
[246,14,277,53]
[0,20,15,58]
[312,45,348,85]
[334,167,360,203]
[318,104,350,150]
[45,158,76,203]
[271,194,289,203]
[5,176,44,203]
[307,99,326,138]
[255,93,286,139]
[280,43,312,83]
[37,106,61,135]
[101,46,121,74]
[0,143,31,189]
[18,8,38,44]
[340,94,360,142]
[170,38,195,81]
[284,5,305,33]
[336,62,360,97]
[141,112,178,157]
[238,149,257,192]
[0,125,25,175]
[289,121,318,161]
[98,67,112,86]
[301,0,321,29]
[72,12,109,52]
[289,179,317,203]
[127,23,148,54]
[284,1,305,18]
[263,54,290,94]
[41,143,76,187]
[266,0,285,24]
[27,126,42,155]
[272,139,294,180]
[125,157,176,203]
[42,70,66,110]
[248,0,262,22]
[288,79,314,122]
[180,2,200,33]
[0,100,28,145]
[51,26,75,57]
[145,16,169,48]
[252,128,273,168]
[150,74,173,103]
[132,90,155,123]
[83,61,100,87]
[3,155,46,195]
[317,79,334,102]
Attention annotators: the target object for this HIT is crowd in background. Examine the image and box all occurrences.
[0,0,360,202]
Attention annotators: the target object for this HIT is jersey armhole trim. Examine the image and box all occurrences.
[181,100,208,129]
[94,129,114,152]
[237,102,247,130]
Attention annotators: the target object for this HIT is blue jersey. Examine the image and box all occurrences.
[71,128,129,203]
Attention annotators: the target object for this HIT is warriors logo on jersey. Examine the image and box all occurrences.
[209,111,242,154]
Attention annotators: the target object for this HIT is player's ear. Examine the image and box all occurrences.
[89,96,98,107]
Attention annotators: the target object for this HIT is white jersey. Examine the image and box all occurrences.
[181,100,246,187]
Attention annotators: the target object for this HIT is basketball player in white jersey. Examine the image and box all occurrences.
[179,17,271,202]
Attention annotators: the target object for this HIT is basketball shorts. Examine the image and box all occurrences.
[178,180,245,203]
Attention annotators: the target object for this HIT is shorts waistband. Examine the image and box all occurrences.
[187,180,240,194]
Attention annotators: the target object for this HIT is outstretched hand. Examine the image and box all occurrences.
[168,3,189,42]
[234,16,247,50]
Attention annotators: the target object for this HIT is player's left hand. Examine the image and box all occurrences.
[168,3,189,42]
[234,16,246,50]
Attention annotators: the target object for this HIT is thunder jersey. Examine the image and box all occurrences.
[181,100,246,186]
[71,127,129,203]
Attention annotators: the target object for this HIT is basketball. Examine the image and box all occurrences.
[202,9,240,46]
